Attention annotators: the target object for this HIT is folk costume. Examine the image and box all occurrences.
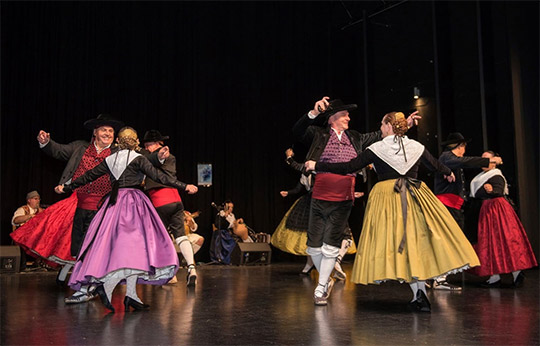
[292,99,380,304]
[469,168,537,286]
[142,130,197,286]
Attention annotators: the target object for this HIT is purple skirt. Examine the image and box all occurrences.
[68,189,179,291]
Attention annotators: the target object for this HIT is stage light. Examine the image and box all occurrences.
[413,87,420,99]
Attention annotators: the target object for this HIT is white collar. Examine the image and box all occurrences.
[105,150,141,180]
[94,142,112,154]
[470,168,508,197]
[367,136,424,175]
[331,127,344,141]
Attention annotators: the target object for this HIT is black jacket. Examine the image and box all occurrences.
[41,139,119,185]
[292,112,381,180]
[141,147,188,191]
[433,150,490,199]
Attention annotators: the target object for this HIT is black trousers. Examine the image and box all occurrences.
[308,198,353,248]
[446,205,465,231]
[71,208,98,257]
[155,202,185,239]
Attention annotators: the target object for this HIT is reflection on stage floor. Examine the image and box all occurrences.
[1,263,538,345]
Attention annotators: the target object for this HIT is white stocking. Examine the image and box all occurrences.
[58,264,73,281]
[302,256,314,272]
[306,247,322,272]
[126,275,142,303]
[409,281,419,302]
[103,276,123,303]
[512,271,521,281]
[176,236,195,266]
[417,281,427,295]
[487,274,501,284]
[192,243,201,254]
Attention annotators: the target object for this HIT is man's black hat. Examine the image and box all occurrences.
[83,114,124,131]
[441,132,472,146]
[319,99,357,123]
[142,130,170,143]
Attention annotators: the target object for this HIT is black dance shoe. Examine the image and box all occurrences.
[480,280,501,288]
[95,285,115,313]
[124,296,150,311]
[512,272,525,288]
[408,290,431,312]
[55,271,65,287]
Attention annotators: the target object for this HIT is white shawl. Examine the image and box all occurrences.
[469,168,508,198]
[367,136,424,175]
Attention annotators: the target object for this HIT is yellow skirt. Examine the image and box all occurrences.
[351,179,480,284]
[272,198,357,256]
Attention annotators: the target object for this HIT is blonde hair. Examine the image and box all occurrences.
[117,126,140,151]
[382,112,408,137]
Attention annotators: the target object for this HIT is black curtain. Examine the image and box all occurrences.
[2,1,538,261]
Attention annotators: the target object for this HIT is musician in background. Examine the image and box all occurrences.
[210,200,252,264]
[184,210,205,255]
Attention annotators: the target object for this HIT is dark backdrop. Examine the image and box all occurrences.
[2,1,538,262]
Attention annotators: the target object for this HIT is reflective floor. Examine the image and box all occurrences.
[1,263,538,345]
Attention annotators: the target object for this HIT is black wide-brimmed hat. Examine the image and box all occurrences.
[142,130,170,143]
[318,99,357,125]
[83,114,124,131]
[441,132,472,146]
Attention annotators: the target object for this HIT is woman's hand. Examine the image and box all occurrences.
[54,185,65,194]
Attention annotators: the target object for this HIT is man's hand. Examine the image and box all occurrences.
[285,148,294,158]
[483,183,493,193]
[305,160,316,171]
[158,146,170,160]
[54,185,65,194]
[37,130,50,145]
[406,111,421,129]
[280,191,288,197]
[185,184,198,194]
[354,192,364,198]
[311,96,330,116]
[445,172,456,183]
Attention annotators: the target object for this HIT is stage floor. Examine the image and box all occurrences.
[1,263,538,345]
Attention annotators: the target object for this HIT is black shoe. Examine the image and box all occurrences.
[480,280,501,288]
[512,272,525,288]
[412,290,431,312]
[124,296,150,311]
[95,285,115,313]
[55,271,65,287]
[299,265,314,276]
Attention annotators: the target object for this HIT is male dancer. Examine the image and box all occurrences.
[142,130,199,286]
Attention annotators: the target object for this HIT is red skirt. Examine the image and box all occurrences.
[471,197,537,276]
[11,194,77,267]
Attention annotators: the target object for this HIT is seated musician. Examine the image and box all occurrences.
[210,200,253,264]
[184,210,204,255]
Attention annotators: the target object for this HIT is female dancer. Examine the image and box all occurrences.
[469,151,537,287]
[306,112,480,312]
[56,127,184,312]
